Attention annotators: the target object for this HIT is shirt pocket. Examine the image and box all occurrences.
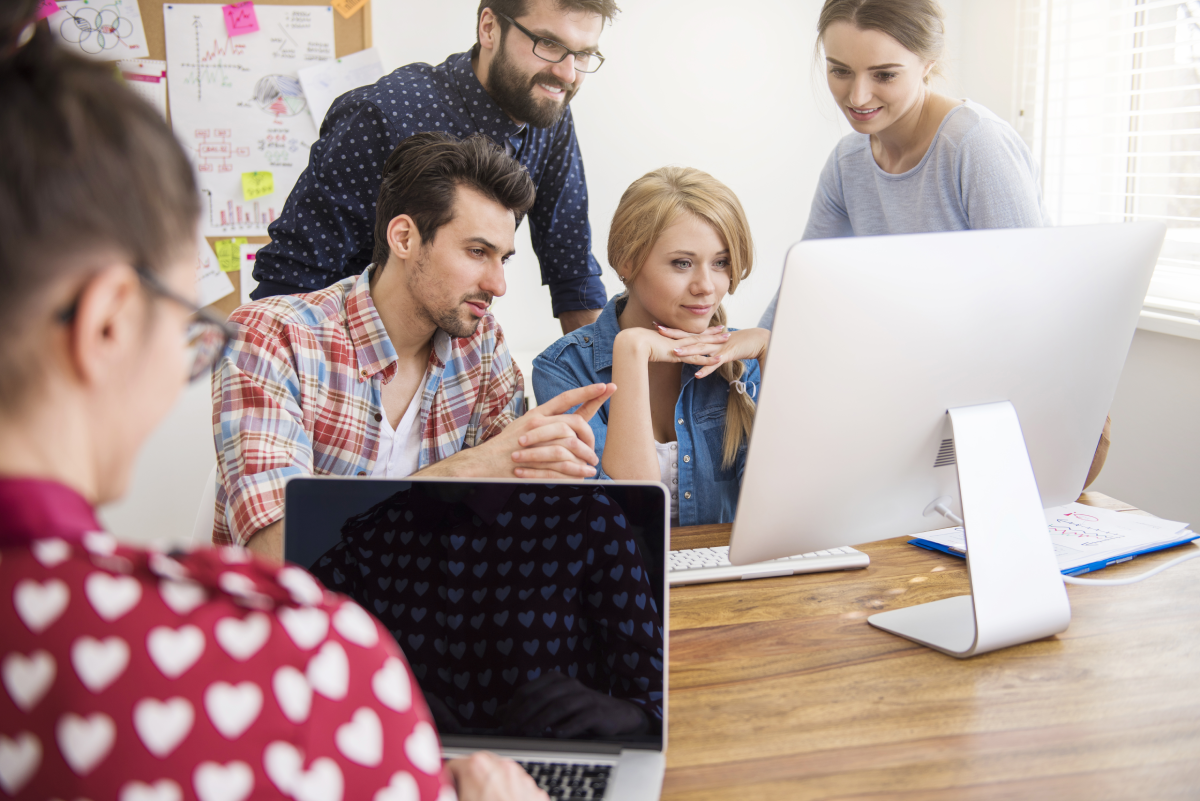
[693,403,738,484]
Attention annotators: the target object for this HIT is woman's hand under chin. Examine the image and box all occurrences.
[657,324,770,379]
[613,324,733,366]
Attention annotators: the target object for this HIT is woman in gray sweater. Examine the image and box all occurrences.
[761,0,1050,329]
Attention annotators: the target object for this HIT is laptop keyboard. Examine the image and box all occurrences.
[518,761,611,799]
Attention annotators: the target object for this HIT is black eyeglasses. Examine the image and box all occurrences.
[496,12,605,74]
[57,267,236,382]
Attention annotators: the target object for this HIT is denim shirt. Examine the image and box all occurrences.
[532,297,761,526]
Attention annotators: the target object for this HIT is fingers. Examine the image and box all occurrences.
[672,334,732,356]
[572,382,616,422]
[513,465,599,480]
[518,418,597,454]
[694,354,730,379]
[448,752,548,801]
[655,322,725,340]
[534,383,608,417]
[512,441,598,468]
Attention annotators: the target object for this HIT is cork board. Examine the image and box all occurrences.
[135,0,372,317]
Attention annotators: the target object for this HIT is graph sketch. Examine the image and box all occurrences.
[49,0,150,59]
[164,4,334,236]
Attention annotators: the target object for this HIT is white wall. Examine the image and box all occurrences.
[101,0,1198,548]
[374,0,853,362]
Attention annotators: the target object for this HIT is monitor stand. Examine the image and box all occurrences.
[867,401,1072,658]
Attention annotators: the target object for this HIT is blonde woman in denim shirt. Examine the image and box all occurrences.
[533,167,768,525]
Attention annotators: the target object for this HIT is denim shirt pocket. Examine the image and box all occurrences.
[692,402,738,484]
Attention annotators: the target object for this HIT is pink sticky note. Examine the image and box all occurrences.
[36,0,59,21]
[223,2,260,37]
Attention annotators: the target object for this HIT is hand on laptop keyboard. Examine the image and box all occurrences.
[446,751,550,801]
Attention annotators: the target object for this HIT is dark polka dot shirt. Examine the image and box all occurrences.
[252,51,606,317]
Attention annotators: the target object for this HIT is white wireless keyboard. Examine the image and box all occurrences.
[668,544,869,586]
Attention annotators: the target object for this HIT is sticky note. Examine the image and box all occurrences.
[36,0,59,21]
[223,2,260,37]
[332,0,369,19]
[242,171,274,200]
[215,237,248,272]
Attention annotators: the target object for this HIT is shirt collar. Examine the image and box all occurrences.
[351,265,458,379]
[448,50,527,142]
[0,478,101,546]
[347,265,399,382]
[590,295,624,371]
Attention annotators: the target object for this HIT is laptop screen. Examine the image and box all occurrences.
[284,478,667,751]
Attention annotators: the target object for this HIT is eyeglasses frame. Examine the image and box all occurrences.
[495,11,606,74]
[56,265,236,382]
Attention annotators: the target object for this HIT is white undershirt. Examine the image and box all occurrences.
[655,440,680,523]
[369,377,425,478]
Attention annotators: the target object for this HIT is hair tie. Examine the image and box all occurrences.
[729,378,756,399]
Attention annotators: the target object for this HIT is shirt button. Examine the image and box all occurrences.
[684,491,692,500]
[672,462,677,469]
[671,493,678,499]
[374,412,382,422]
[357,471,366,477]
[677,418,684,425]
[360,369,368,377]
[672,478,677,484]
[683,455,691,463]
[583,336,590,342]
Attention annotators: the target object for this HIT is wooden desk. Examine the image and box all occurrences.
[664,493,1200,799]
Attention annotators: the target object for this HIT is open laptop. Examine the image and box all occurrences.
[285,476,668,801]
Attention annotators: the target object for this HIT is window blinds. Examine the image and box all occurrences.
[1017,0,1200,314]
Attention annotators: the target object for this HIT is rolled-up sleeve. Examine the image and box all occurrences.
[212,324,316,545]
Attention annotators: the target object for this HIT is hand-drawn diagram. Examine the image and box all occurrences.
[1048,518,1121,547]
[254,75,308,117]
[49,0,149,59]
[165,5,334,236]
[194,129,250,172]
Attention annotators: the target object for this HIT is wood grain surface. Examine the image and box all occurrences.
[664,493,1200,799]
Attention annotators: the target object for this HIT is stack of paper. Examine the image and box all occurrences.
[911,503,1196,576]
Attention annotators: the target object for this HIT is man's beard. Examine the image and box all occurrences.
[429,291,491,339]
[487,35,578,129]
[409,252,492,338]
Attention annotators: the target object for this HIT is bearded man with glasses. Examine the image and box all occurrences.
[250,0,619,336]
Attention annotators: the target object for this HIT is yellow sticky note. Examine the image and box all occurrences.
[215,238,248,272]
[242,171,274,200]
[332,0,368,19]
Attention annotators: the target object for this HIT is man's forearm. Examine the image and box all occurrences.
[245,519,284,563]
[413,445,495,479]
[559,308,601,335]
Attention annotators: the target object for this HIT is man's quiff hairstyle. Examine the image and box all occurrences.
[373,131,536,267]
[473,0,621,56]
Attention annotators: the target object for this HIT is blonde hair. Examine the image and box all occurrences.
[607,166,755,468]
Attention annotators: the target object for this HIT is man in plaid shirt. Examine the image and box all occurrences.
[212,132,615,560]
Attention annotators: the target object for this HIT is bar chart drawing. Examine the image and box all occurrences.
[201,190,279,231]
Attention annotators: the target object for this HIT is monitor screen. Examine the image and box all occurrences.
[284,478,667,751]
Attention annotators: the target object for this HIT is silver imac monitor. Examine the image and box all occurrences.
[732,222,1165,658]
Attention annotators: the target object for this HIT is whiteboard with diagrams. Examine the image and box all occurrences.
[164,4,335,236]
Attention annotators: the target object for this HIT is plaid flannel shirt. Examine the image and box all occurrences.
[211,265,524,547]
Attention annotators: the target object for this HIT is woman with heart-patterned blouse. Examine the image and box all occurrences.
[0,3,544,799]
